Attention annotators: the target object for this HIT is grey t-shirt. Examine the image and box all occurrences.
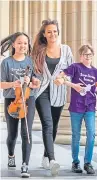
[0,56,36,98]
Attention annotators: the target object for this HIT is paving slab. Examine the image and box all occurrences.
[0,122,97,180]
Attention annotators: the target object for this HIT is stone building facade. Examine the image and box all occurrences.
[0,0,97,145]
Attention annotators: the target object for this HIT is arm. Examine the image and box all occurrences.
[0,82,14,89]
[0,80,21,89]
[54,77,83,93]
[64,80,83,92]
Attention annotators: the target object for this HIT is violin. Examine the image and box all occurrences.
[8,66,31,119]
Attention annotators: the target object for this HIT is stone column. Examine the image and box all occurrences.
[28,1,61,41]
[0,1,9,40]
[0,1,9,121]
[9,1,29,34]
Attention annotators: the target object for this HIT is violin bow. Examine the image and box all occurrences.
[11,70,30,144]
[20,82,30,144]
[20,66,31,144]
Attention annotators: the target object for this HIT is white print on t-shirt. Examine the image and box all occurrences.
[79,78,95,97]
[80,73,95,83]
[11,67,26,77]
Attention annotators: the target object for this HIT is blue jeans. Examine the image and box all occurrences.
[70,111,95,164]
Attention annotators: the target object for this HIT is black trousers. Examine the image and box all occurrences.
[36,89,63,161]
[4,96,35,165]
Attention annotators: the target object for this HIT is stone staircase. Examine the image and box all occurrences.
[0,101,97,145]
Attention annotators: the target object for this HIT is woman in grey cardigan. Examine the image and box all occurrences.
[32,19,73,175]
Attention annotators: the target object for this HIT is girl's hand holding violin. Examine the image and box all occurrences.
[12,80,21,88]
[24,76,30,85]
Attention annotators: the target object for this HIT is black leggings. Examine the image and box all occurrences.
[4,96,35,165]
[36,90,63,161]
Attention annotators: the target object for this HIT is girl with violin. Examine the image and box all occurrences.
[0,32,40,178]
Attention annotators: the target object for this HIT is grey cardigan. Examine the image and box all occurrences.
[35,44,73,107]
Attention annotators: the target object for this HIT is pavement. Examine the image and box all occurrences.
[0,121,97,180]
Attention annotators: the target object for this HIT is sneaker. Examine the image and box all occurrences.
[72,162,83,173]
[42,156,50,169]
[49,160,60,176]
[21,163,30,178]
[8,155,16,169]
[84,163,95,174]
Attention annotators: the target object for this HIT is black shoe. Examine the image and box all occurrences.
[84,163,95,174]
[21,163,30,178]
[72,162,83,173]
[8,155,16,169]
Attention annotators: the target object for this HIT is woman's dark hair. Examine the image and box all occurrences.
[1,32,32,56]
[32,19,59,73]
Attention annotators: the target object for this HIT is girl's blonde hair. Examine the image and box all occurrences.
[78,44,94,56]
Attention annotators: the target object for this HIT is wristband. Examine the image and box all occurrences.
[62,76,68,82]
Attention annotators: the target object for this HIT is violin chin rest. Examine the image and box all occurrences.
[8,111,19,119]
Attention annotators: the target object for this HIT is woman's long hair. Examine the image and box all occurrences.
[32,19,59,74]
[0,32,32,56]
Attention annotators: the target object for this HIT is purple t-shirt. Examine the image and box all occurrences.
[63,63,97,112]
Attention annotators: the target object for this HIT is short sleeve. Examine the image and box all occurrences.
[63,63,76,78]
[95,69,97,82]
[0,60,8,82]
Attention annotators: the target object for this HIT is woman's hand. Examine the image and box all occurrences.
[54,71,67,86]
[29,77,41,89]
[54,78,65,86]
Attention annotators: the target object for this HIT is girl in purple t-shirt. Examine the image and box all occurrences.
[55,44,97,175]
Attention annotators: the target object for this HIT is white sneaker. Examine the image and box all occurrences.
[41,156,50,169]
[49,160,60,176]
